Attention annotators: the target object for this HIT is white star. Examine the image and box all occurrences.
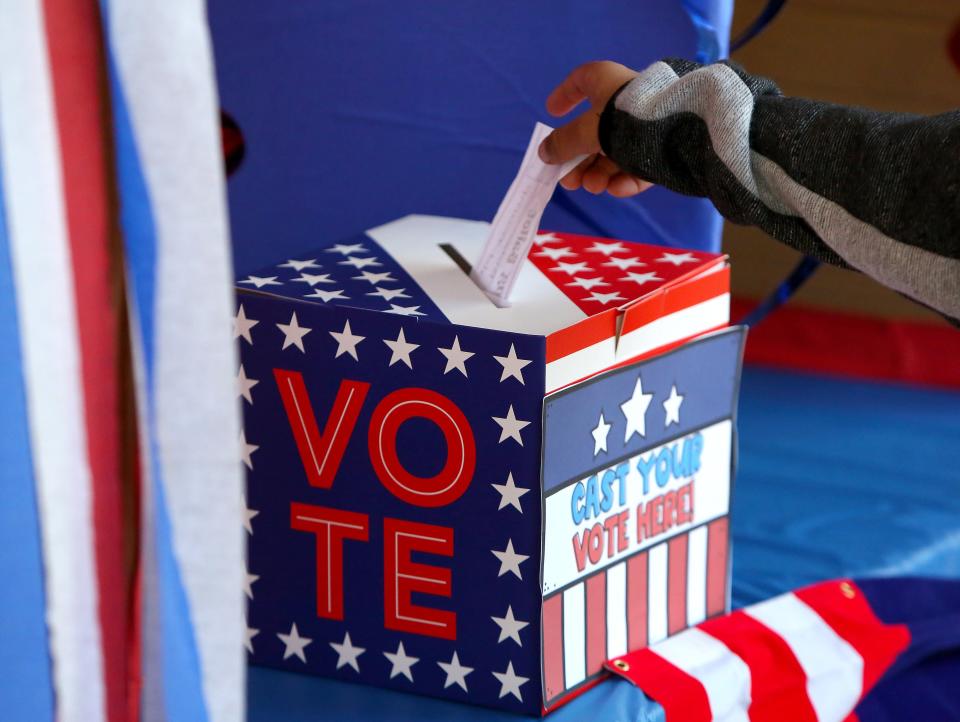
[277,623,312,663]
[492,661,529,702]
[241,494,259,535]
[493,344,531,384]
[491,472,530,513]
[305,288,349,303]
[244,621,259,653]
[239,275,282,288]
[621,376,654,442]
[656,251,698,266]
[384,328,419,368]
[603,256,645,271]
[534,232,563,246]
[438,336,474,376]
[338,256,381,269]
[565,276,609,290]
[533,245,575,261]
[278,258,320,272]
[586,240,628,256]
[330,631,365,673]
[234,304,259,344]
[329,320,365,360]
[386,304,426,317]
[240,429,259,471]
[243,568,259,600]
[492,405,530,445]
[491,605,529,646]
[353,270,396,285]
[236,364,259,404]
[367,286,411,301]
[583,290,626,305]
[383,641,419,682]
[277,312,311,352]
[437,652,474,692]
[623,271,663,286]
[663,384,684,427]
[549,260,590,276]
[592,412,612,456]
[291,272,335,286]
[325,242,367,256]
[491,539,529,580]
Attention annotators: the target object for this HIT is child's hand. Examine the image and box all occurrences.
[539,61,653,198]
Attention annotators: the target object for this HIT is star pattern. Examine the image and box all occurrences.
[384,328,419,368]
[330,631,365,672]
[306,288,349,303]
[291,272,334,286]
[234,304,259,344]
[278,258,321,271]
[329,320,364,360]
[243,568,259,600]
[656,251,698,266]
[591,412,611,456]
[236,364,259,404]
[493,344,531,384]
[277,312,311,352]
[239,275,282,288]
[663,384,684,427]
[240,429,259,471]
[438,336,474,376]
[383,641,419,682]
[244,621,259,654]
[621,376,654,442]
[492,661,529,702]
[241,494,259,535]
[491,539,529,580]
[491,472,530,513]
[277,623,312,663]
[492,405,530,445]
[491,605,529,646]
[437,652,473,692]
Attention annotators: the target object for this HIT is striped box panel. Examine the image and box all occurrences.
[542,521,730,709]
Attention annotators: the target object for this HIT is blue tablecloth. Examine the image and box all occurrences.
[247,367,960,720]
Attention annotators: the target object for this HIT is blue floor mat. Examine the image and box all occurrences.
[248,367,960,721]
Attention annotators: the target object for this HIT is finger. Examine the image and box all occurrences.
[582,156,621,194]
[538,112,600,165]
[545,62,600,117]
[608,173,653,198]
[559,154,597,191]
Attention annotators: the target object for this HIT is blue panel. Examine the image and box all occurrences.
[207,0,724,278]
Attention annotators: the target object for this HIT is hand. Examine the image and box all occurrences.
[539,61,653,198]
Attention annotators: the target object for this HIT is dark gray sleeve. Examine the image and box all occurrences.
[598,58,960,321]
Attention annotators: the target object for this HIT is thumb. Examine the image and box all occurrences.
[538,112,601,165]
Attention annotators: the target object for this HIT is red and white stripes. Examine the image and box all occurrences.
[607,580,910,722]
[542,519,731,708]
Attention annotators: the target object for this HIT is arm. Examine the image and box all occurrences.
[541,60,960,321]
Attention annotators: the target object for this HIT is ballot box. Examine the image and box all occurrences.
[236,214,744,714]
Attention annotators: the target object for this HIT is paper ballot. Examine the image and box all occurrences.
[471,123,587,307]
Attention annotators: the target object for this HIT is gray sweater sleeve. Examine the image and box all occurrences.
[598,58,960,321]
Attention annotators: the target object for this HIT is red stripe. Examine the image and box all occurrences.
[42,2,130,721]
[667,535,688,635]
[700,611,818,722]
[609,648,713,722]
[542,593,565,703]
[627,552,648,650]
[731,297,960,389]
[621,264,728,334]
[706,518,729,618]
[794,580,909,695]
[585,573,607,677]
[546,309,617,362]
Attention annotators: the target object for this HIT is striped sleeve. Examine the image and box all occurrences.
[598,58,960,322]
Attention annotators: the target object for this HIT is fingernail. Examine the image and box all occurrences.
[538,138,553,163]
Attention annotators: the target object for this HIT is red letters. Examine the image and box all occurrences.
[384,518,456,640]
[291,502,370,620]
[274,370,369,489]
[369,387,476,508]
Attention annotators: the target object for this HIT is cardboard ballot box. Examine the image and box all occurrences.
[236,215,745,715]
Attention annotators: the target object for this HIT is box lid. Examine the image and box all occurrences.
[236,215,725,339]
